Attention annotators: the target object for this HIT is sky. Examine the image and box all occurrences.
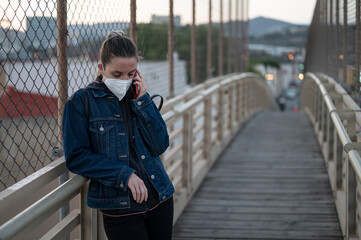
[1,0,318,31]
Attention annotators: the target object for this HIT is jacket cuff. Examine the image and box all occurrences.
[116,165,135,191]
[131,92,152,110]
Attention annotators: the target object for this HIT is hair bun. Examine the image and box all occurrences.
[107,31,125,40]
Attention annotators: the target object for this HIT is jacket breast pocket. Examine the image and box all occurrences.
[89,121,115,157]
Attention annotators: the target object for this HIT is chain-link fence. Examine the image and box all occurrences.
[305,0,360,103]
[0,0,249,191]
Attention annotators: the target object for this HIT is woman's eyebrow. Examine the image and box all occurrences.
[111,70,123,74]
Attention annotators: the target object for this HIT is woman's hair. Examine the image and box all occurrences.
[96,31,141,76]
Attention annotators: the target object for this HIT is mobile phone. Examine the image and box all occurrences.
[131,70,140,99]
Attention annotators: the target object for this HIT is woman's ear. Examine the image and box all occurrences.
[97,62,104,74]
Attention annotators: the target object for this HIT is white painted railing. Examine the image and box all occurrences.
[301,72,361,239]
[0,73,274,240]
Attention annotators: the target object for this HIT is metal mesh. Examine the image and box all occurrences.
[305,0,361,103]
[0,0,249,191]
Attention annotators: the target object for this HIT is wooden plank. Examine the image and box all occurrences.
[173,112,342,240]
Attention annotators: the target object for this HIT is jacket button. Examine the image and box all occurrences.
[137,101,142,106]
[162,196,166,200]
[141,155,145,159]
[151,175,155,179]
[120,182,124,188]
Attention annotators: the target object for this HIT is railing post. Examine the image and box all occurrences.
[256,82,259,111]
[227,0,232,73]
[332,90,344,192]
[316,88,322,131]
[243,79,248,117]
[228,83,233,131]
[334,131,343,190]
[204,95,213,166]
[168,0,174,97]
[217,87,224,142]
[191,0,196,85]
[250,80,255,114]
[346,156,356,238]
[241,79,245,120]
[91,209,98,239]
[346,114,357,238]
[326,111,334,162]
[240,0,244,72]
[182,110,194,194]
[130,0,137,45]
[235,80,241,124]
[355,0,360,95]
[235,0,239,72]
[311,81,316,119]
[245,0,249,71]
[342,0,347,85]
[218,0,223,75]
[207,0,212,78]
[319,95,324,135]
[322,100,328,142]
[81,183,91,240]
[56,0,69,236]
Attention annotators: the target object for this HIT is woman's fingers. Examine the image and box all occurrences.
[136,69,143,79]
[128,173,148,203]
[132,70,147,98]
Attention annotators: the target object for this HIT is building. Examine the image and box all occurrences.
[68,22,130,46]
[26,16,57,50]
[0,28,28,60]
[151,15,181,27]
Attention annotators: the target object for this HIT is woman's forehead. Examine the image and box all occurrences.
[107,56,137,72]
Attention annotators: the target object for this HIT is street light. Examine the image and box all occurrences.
[299,73,304,80]
[288,53,294,61]
[265,74,274,81]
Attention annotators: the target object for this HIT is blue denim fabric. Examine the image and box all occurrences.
[62,85,174,210]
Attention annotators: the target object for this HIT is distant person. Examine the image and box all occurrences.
[278,97,286,111]
[62,31,174,240]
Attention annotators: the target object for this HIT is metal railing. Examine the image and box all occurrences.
[305,0,361,104]
[301,72,361,239]
[0,73,274,240]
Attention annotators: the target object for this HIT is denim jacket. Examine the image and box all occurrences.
[62,82,174,209]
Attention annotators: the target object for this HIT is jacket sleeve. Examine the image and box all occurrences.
[131,93,170,156]
[62,91,134,191]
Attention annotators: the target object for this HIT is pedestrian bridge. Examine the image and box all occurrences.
[1,72,361,239]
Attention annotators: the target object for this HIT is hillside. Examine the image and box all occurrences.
[249,16,306,36]
[250,25,309,47]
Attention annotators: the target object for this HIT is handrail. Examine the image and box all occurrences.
[0,175,87,240]
[0,73,275,240]
[0,158,67,216]
[300,72,361,239]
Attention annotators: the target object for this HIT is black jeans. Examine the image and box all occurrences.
[102,197,174,240]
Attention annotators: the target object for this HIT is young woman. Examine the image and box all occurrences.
[62,31,175,240]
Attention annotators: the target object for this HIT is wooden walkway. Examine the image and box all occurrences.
[173,111,342,240]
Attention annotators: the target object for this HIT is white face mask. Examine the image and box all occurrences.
[103,76,133,101]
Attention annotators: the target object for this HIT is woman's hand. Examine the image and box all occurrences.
[132,70,147,98]
[128,173,148,204]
